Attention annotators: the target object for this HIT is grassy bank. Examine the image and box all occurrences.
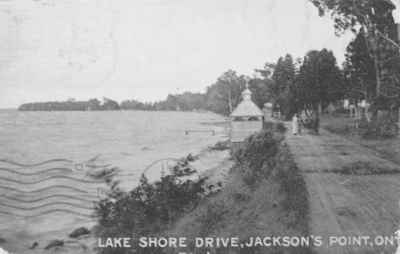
[168,124,311,254]
[94,124,311,254]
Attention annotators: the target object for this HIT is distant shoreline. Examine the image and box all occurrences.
[1,108,222,117]
[13,109,214,114]
[18,98,121,111]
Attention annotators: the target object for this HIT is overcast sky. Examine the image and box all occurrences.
[1,0,393,108]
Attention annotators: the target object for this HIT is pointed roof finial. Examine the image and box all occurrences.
[244,76,250,89]
[242,80,251,101]
[230,79,263,117]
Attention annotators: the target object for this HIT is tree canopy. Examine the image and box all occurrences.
[270,54,296,118]
[296,49,344,112]
[343,29,376,101]
[205,70,245,115]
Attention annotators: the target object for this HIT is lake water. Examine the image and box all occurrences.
[0,110,228,185]
[0,110,229,253]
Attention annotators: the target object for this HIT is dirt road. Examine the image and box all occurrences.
[286,128,400,254]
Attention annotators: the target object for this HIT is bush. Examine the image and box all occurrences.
[231,129,310,253]
[275,122,287,133]
[232,129,284,186]
[263,121,287,134]
[274,145,309,230]
[94,157,208,254]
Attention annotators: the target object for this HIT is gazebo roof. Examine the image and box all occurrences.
[230,87,263,117]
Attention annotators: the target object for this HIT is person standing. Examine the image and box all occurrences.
[292,114,299,135]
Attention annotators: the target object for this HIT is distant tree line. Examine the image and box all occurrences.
[120,92,206,112]
[117,69,271,116]
[17,71,271,115]
[19,98,120,111]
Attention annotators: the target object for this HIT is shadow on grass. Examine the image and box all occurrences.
[303,161,400,175]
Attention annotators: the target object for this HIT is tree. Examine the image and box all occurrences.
[174,92,206,111]
[343,29,376,101]
[205,70,245,115]
[248,77,273,109]
[271,54,296,118]
[253,62,276,108]
[255,62,275,79]
[120,99,154,110]
[296,49,344,114]
[101,97,120,110]
[309,0,400,102]
[88,98,101,110]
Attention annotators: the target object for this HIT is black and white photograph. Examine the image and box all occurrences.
[1,0,400,253]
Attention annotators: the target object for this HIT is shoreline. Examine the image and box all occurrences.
[0,135,231,254]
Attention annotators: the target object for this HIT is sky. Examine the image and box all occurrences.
[0,0,389,108]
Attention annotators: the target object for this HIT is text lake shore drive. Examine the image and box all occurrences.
[98,235,400,249]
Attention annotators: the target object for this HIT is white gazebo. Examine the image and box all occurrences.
[230,85,263,145]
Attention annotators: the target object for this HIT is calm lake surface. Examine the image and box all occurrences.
[0,110,228,183]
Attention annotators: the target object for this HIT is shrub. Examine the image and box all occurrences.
[275,122,287,133]
[232,130,284,186]
[234,128,309,229]
[94,157,208,254]
[275,145,308,230]
[263,121,287,134]
[230,128,310,253]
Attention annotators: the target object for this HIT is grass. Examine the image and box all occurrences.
[321,114,357,136]
[303,161,400,175]
[168,124,312,254]
[337,161,400,175]
[321,114,400,167]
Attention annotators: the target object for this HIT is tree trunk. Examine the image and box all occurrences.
[228,89,232,114]
[366,30,380,119]
[314,104,320,134]
[318,101,322,115]
[362,28,381,97]
[373,52,381,97]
